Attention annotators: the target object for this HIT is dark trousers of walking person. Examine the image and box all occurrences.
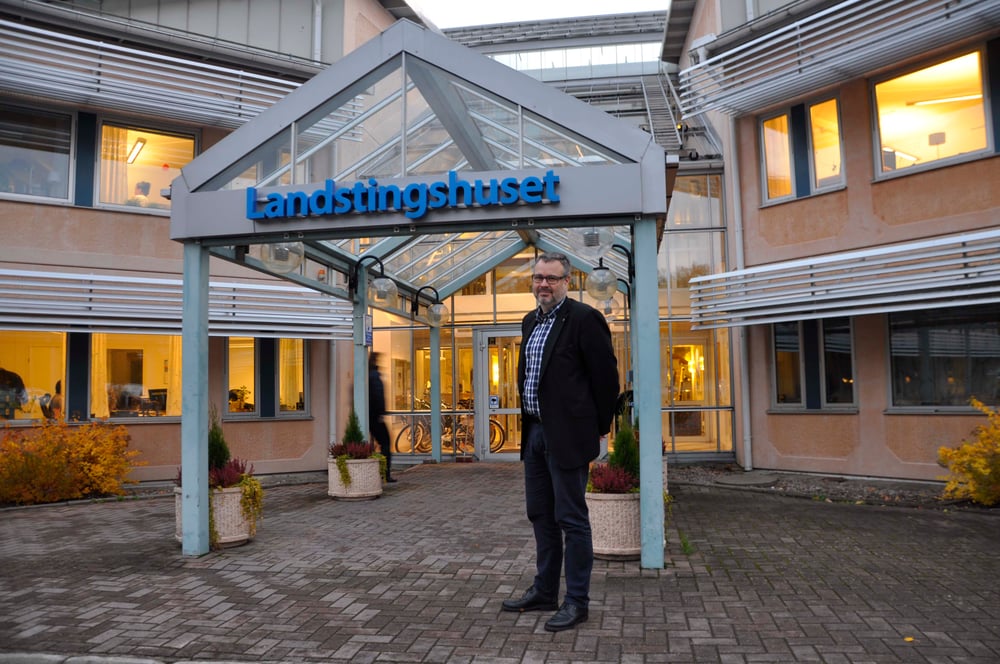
[372,420,393,481]
[523,419,593,608]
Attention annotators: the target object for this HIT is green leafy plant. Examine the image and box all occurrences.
[177,407,263,548]
[588,421,639,494]
[937,398,1000,506]
[329,409,384,486]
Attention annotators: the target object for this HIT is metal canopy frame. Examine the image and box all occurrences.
[172,19,674,569]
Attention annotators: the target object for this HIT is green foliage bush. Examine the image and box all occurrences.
[588,421,640,493]
[208,406,230,471]
[938,398,1000,507]
[0,420,141,505]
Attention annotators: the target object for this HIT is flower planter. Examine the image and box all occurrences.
[174,486,254,548]
[328,456,383,500]
[586,491,641,560]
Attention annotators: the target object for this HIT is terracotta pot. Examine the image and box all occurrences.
[174,485,254,548]
[327,456,383,500]
[586,491,641,560]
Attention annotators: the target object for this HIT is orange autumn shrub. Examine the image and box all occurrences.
[938,398,1000,507]
[0,420,142,505]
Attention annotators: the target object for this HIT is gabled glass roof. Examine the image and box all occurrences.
[174,19,668,310]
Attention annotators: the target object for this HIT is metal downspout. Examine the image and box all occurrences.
[729,115,753,471]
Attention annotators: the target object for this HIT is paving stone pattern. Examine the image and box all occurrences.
[0,463,997,663]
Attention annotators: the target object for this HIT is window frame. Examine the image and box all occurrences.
[226,336,260,418]
[758,96,845,204]
[0,102,75,204]
[95,117,197,212]
[771,318,856,411]
[871,47,992,181]
[224,337,310,419]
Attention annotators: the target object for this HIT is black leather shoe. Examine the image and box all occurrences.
[501,587,558,613]
[385,478,398,483]
[544,603,588,632]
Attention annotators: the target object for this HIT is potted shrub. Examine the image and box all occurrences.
[586,421,641,560]
[328,408,385,500]
[175,407,264,548]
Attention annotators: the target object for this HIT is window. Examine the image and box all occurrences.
[98,122,194,209]
[225,338,307,416]
[0,104,72,200]
[228,337,256,414]
[875,51,987,176]
[760,98,843,202]
[90,333,181,418]
[772,318,855,409]
[0,331,66,421]
[761,113,792,200]
[278,339,305,413]
[890,305,1000,407]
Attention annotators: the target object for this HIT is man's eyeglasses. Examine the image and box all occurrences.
[532,274,567,284]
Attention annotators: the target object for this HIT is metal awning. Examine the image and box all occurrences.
[689,228,1000,329]
[0,269,352,338]
[678,0,1000,117]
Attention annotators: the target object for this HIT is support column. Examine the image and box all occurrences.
[353,271,369,438]
[429,326,442,462]
[633,216,664,569]
[180,241,210,556]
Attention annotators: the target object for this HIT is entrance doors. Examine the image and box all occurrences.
[474,327,521,459]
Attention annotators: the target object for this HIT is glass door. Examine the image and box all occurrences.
[474,327,521,459]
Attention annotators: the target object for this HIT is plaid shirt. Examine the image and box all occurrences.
[522,299,564,417]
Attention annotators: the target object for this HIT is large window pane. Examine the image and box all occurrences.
[773,322,802,404]
[228,337,256,414]
[0,331,66,421]
[875,51,986,174]
[0,104,71,200]
[668,174,723,228]
[822,318,854,404]
[99,122,194,209]
[761,113,792,200]
[890,305,1000,407]
[278,339,305,412]
[91,333,181,418]
[809,98,842,190]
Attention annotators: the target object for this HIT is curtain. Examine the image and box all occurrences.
[279,339,304,410]
[90,333,109,418]
[100,124,129,205]
[167,335,183,415]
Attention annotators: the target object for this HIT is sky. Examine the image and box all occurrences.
[408,0,670,30]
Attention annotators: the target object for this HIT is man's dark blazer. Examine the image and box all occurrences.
[517,297,619,469]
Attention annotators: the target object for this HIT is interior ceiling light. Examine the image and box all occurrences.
[127,137,146,164]
[570,226,614,263]
[257,242,304,275]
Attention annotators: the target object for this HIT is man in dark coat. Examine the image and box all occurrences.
[502,252,619,632]
[368,352,396,483]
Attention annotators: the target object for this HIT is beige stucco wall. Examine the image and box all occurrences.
[735,79,1000,265]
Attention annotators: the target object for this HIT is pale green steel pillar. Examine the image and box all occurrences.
[180,241,210,556]
[429,326,442,463]
[352,271,369,438]
[633,216,664,568]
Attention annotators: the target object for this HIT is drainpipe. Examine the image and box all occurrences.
[729,114,753,471]
[313,0,323,62]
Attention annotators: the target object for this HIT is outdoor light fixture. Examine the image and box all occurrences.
[411,285,449,327]
[596,296,622,321]
[258,242,304,274]
[585,257,617,301]
[570,226,614,262]
[349,255,398,306]
[611,243,634,281]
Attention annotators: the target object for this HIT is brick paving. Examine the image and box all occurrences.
[0,462,998,663]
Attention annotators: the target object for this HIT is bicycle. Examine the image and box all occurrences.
[394,404,507,454]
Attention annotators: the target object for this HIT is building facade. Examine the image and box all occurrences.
[671,0,1000,480]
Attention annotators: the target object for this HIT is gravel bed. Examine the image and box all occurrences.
[666,462,997,512]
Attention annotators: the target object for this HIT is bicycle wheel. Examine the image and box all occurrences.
[394,424,416,453]
[489,419,506,452]
[414,421,432,453]
[453,417,475,454]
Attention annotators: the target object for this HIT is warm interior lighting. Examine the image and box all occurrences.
[908,94,982,106]
[126,138,146,164]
